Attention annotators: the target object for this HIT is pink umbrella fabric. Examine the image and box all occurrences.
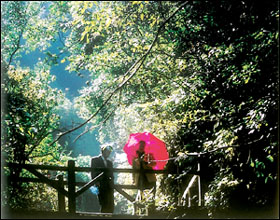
[123,132,169,170]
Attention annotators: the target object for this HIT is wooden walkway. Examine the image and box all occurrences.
[3,208,210,219]
[3,209,171,219]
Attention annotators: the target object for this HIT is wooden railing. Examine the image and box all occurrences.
[4,160,202,215]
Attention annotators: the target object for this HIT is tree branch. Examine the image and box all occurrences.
[8,33,22,67]
[25,131,52,159]
[174,136,264,159]
[73,109,115,143]
[29,153,53,159]
[49,1,189,147]
[7,2,30,68]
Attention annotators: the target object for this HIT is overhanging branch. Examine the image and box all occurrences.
[49,1,189,147]
[73,109,115,143]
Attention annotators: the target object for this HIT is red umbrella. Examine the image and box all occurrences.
[123,132,169,170]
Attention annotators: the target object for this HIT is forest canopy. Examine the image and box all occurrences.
[1,1,279,218]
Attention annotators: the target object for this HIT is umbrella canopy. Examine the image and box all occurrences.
[123,132,169,170]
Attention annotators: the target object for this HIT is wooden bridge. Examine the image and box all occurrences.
[3,159,205,219]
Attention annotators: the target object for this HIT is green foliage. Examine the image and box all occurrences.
[1,62,67,209]
[1,1,70,211]
[205,173,241,217]
[1,1,278,217]
[157,1,278,217]
[2,63,65,164]
[69,1,278,216]
[64,1,278,216]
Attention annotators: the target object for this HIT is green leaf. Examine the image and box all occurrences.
[265,177,268,184]
[250,161,254,167]
[105,17,111,28]
[266,155,274,162]
[80,31,87,41]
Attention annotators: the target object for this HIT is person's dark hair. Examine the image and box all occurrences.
[101,145,113,153]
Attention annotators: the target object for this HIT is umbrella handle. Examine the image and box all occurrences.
[143,153,150,163]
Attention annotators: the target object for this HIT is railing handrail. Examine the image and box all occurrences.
[6,162,68,171]
[5,162,199,174]
[5,176,148,190]
[4,160,202,214]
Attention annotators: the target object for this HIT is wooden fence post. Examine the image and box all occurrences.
[197,154,202,206]
[68,160,76,214]
[57,174,66,212]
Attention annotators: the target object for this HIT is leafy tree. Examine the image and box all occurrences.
[1,1,69,210]
[66,1,278,217]
[1,1,278,217]
[158,1,279,217]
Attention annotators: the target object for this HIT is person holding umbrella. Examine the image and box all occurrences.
[124,132,169,214]
[132,140,157,190]
[123,132,169,171]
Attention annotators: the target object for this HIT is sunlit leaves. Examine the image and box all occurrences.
[1,1,32,62]
[2,0,277,215]
[266,155,274,163]
[205,172,241,216]
[3,61,65,161]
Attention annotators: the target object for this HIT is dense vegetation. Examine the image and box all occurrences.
[1,1,278,218]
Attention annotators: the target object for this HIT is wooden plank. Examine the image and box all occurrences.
[7,162,68,171]
[24,166,68,197]
[197,154,202,206]
[198,175,201,206]
[76,211,113,217]
[75,167,173,174]
[114,185,145,209]
[57,174,66,212]
[114,185,135,202]
[10,177,138,190]
[68,160,76,214]
[6,162,198,175]
[181,175,198,207]
[75,172,104,198]
[8,176,48,184]
[115,184,138,190]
